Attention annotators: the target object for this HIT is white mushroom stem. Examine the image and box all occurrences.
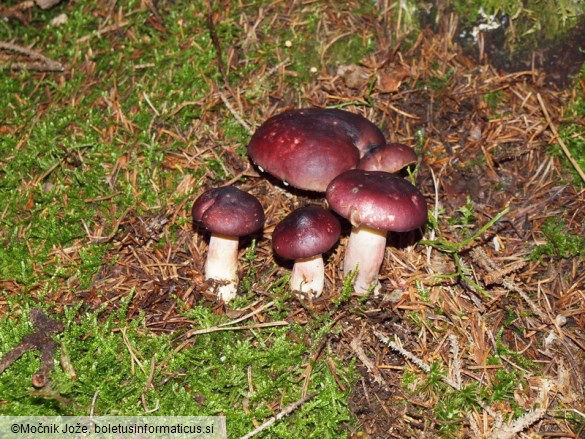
[290,255,325,298]
[205,233,239,303]
[343,225,387,295]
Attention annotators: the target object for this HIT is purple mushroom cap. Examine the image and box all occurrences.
[326,169,427,232]
[358,143,418,173]
[307,108,386,155]
[272,206,341,260]
[247,108,385,192]
[192,186,265,236]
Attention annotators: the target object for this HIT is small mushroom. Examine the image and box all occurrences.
[358,143,418,174]
[272,206,341,298]
[192,186,265,302]
[326,169,427,294]
[247,108,385,192]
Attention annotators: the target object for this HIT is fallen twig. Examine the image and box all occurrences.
[1,0,62,22]
[448,334,462,390]
[488,407,547,439]
[349,331,386,386]
[375,328,506,427]
[482,259,527,285]
[76,20,130,44]
[183,321,288,337]
[84,205,135,244]
[206,10,227,83]
[218,91,253,135]
[374,330,461,390]
[217,300,276,327]
[471,247,549,322]
[239,392,317,439]
[175,321,289,352]
[0,41,64,72]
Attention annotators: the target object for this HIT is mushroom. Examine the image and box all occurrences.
[272,206,341,298]
[357,143,418,174]
[247,108,385,192]
[309,108,386,156]
[326,169,427,294]
[192,186,265,302]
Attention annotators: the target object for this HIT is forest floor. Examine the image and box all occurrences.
[1,1,584,437]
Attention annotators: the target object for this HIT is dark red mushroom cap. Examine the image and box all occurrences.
[192,186,265,236]
[326,169,427,232]
[272,206,341,260]
[247,108,385,192]
[309,108,386,155]
[358,143,418,173]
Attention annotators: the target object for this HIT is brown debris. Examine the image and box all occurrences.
[0,309,64,388]
[0,41,64,72]
[0,0,62,24]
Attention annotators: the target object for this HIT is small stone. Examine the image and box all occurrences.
[50,13,68,27]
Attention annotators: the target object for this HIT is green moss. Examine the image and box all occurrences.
[483,90,505,111]
[531,217,585,260]
[0,302,356,436]
[238,1,377,89]
[399,351,529,438]
[552,64,585,186]
[444,0,584,51]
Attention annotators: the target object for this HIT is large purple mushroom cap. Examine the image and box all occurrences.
[308,108,386,155]
[192,186,265,236]
[272,206,341,260]
[326,169,427,233]
[247,108,385,192]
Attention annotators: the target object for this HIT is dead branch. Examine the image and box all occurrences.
[349,331,386,386]
[0,0,61,21]
[206,10,227,84]
[175,321,289,352]
[0,41,64,72]
[488,407,547,439]
[217,300,276,327]
[218,91,253,135]
[374,329,461,390]
[239,392,317,439]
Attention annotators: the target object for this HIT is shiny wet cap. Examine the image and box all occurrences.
[326,169,427,232]
[192,186,265,236]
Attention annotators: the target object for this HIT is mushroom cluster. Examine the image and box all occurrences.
[192,107,427,303]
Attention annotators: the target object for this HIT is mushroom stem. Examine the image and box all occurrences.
[343,225,387,295]
[290,255,325,298]
[205,233,239,302]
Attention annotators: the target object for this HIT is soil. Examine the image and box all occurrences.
[475,22,585,88]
